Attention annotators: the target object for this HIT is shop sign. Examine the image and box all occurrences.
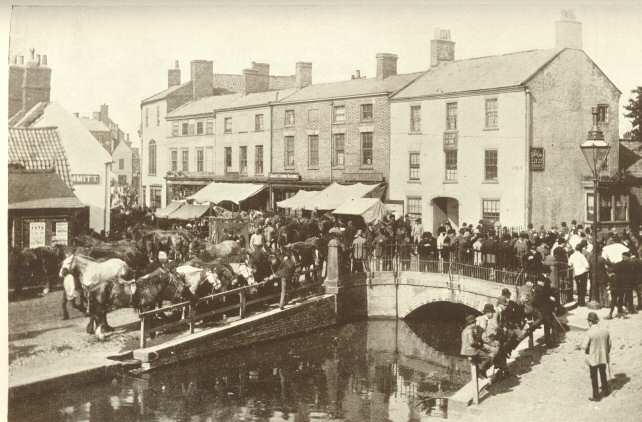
[29,222,46,248]
[55,222,68,245]
[529,148,545,171]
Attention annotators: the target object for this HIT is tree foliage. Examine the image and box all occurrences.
[624,86,641,142]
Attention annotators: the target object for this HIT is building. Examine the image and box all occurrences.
[78,104,130,153]
[140,60,298,208]
[388,15,621,232]
[9,166,89,249]
[619,138,642,230]
[112,140,135,186]
[8,49,51,119]
[10,104,113,233]
[270,55,421,206]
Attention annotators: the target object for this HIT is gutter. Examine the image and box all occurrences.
[390,85,524,103]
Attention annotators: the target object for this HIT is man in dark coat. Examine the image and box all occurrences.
[609,251,635,318]
[533,277,557,347]
[272,254,296,309]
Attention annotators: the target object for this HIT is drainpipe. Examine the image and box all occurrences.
[268,103,274,211]
[104,161,112,234]
[524,89,532,226]
[330,101,334,184]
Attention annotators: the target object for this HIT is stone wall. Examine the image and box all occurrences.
[134,295,337,371]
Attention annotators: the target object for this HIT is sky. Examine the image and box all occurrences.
[7,0,642,141]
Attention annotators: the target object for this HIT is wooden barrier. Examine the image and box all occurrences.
[138,265,322,348]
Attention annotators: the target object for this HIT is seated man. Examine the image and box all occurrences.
[476,304,509,378]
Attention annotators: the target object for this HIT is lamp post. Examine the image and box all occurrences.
[580,107,611,309]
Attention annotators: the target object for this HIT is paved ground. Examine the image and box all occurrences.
[454,306,642,422]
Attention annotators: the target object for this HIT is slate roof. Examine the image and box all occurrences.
[8,126,72,186]
[79,117,110,132]
[281,72,424,103]
[393,49,562,100]
[142,81,191,105]
[216,88,297,111]
[166,93,243,119]
[9,168,84,210]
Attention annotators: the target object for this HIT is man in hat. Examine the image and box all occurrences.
[581,312,611,401]
[351,229,368,274]
[608,251,634,319]
[460,314,483,358]
[533,276,556,347]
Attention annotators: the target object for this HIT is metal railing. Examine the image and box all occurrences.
[138,265,323,348]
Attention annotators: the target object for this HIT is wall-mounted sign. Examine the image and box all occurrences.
[29,222,46,248]
[55,222,68,245]
[529,147,545,171]
[71,174,100,185]
[269,173,301,181]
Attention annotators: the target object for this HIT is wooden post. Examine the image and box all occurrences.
[528,331,534,350]
[239,290,247,319]
[188,303,195,334]
[470,359,479,405]
[139,315,147,349]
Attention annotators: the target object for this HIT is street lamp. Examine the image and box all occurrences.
[580,106,611,309]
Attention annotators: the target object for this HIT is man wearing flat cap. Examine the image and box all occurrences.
[582,311,611,401]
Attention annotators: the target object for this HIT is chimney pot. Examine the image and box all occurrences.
[430,29,455,67]
[174,60,179,69]
[36,54,41,66]
[73,112,79,118]
[355,69,361,79]
[18,55,24,65]
[42,54,47,66]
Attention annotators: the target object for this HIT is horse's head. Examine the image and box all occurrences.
[59,254,76,278]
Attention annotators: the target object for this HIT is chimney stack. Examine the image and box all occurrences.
[73,112,79,118]
[42,54,47,66]
[168,60,181,88]
[251,62,270,92]
[295,62,312,89]
[190,60,214,100]
[555,10,582,49]
[430,29,455,67]
[376,53,398,80]
[17,48,51,117]
[99,104,109,123]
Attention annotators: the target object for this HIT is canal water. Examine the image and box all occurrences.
[10,309,474,422]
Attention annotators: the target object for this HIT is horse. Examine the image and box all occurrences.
[59,254,134,339]
[199,240,244,261]
[130,267,189,313]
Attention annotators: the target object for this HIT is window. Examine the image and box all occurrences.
[148,140,156,175]
[118,175,127,185]
[196,148,204,172]
[284,110,295,126]
[308,135,319,168]
[205,120,214,134]
[484,149,498,181]
[225,147,232,173]
[446,102,457,131]
[239,146,248,175]
[361,132,373,166]
[599,194,612,222]
[333,105,346,123]
[224,117,232,133]
[409,152,420,180]
[597,104,609,124]
[150,186,162,209]
[171,122,179,137]
[255,114,264,131]
[188,123,195,136]
[145,108,149,128]
[284,136,295,168]
[482,199,500,223]
[586,192,595,221]
[407,197,422,219]
[485,98,498,129]
[410,105,421,132]
[308,109,319,122]
[588,193,629,222]
[361,104,373,121]
[255,145,264,175]
[118,158,124,170]
[445,150,457,181]
[333,133,345,167]
[156,105,160,126]
[614,194,628,221]
[170,148,178,172]
[196,121,204,135]
[181,122,189,136]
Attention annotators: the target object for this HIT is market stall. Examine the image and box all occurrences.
[332,197,386,224]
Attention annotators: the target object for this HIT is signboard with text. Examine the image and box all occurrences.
[71,174,100,185]
[29,222,46,248]
[55,222,69,245]
[529,147,545,171]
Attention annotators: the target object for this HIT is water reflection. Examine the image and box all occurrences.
[9,319,470,422]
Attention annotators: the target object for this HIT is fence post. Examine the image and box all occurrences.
[470,359,480,405]
[139,315,147,349]
[239,290,247,319]
[188,303,195,334]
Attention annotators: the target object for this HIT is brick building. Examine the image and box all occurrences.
[270,55,421,207]
[389,15,622,232]
[140,60,298,208]
[78,104,130,153]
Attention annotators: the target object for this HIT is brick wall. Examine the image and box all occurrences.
[528,49,621,226]
[271,96,390,185]
[136,295,337,370]
[8,66,24,118]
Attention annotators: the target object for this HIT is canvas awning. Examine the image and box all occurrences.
[276,190,319,209]
[303,182,381,211]
[332,198,386,223]
[189,182,266,205]
[168,203,211,220]
[155,201,185,218]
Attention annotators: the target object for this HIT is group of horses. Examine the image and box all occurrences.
[22,225,327,341]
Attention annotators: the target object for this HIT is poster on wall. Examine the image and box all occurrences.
[384,201,404,220]
[55,222,69,245]
[529,147,545,171]
[29,222,46,248]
